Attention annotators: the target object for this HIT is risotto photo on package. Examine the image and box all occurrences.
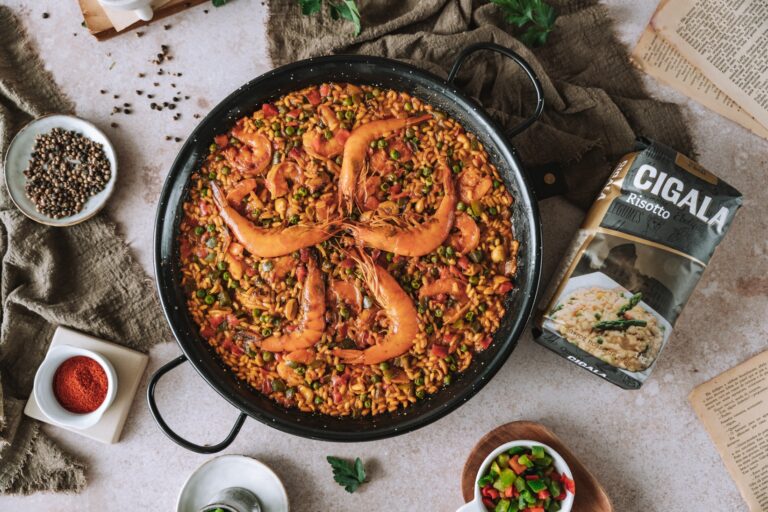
[534,138,742,389]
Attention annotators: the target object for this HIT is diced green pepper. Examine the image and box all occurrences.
[514,477,526,492]
[490,461,502,477]
[527,479,547,493]
[531,446,545,460]
[520,489,536,504]
[496,453,510,469]
[518,454,534,468]
[507,446,527,456]
[498,468,516,490]
[494,499,510,512]
[548,480,562,497]
[478,474,494,487]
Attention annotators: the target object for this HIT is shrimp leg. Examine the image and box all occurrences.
[210,182,338,258]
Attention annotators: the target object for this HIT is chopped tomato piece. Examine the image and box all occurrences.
[262,103,279,117]
[528,508,545,512]
[481,498,495,509]
[480,335,493,350]
[214,134,229,147]
[209,315,226,329]
[334,129,351,145]
[537,489,550,500]
[200,326,215,338]
[486,488,499,500]
[509,455,527,475]
[319,84,330,97]
[561,474,576,494]
[226,314,239,327]
[457,256,471,270]
[430,344,449,358]
[230,343,244,356]
[504,486,514,498]
[306,88,321,105]
[287,108,301,118]
[497,281,514,294]
[525,475,540,480]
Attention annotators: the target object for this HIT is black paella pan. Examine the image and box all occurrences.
[148,43,544,452]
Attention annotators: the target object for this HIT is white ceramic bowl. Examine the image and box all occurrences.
[3,114,118,227]
[33,345,118,430]
[457,440,575,512]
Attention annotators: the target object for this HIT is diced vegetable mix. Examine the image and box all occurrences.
[477,445,575,512]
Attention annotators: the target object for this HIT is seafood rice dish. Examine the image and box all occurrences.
[546,287,663,372]
[178,82,519,417]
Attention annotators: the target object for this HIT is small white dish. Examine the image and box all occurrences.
[457,440,575,512]
[98,0,154,21]
[4,114,118,227]
[177,455,289,512]
[33,344,118,430]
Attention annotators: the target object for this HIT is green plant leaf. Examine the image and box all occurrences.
[327,456,367,493]
[211,0,228,6]
[333,0,361,35]
[299,0,322,15]
[491,0,557,47]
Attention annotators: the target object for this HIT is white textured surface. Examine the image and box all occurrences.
[1,1,766,511]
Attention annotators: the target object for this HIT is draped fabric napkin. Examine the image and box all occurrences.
[267,0,695,208]
[0,7,168,494]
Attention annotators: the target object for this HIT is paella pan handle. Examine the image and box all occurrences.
[447,42,544,138]
[147,355,248,454]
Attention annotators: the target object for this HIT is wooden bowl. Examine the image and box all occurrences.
[461,421,614,511]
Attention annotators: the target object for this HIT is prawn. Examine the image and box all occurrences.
[259,257,326,352]
[329,279,363,313]
[211,182,338,258]
[302,106,351,160]
[265,161,303,198]
[458,166,493,203]
[448,212,480,254]
[419,277,470,323]
[345,164,456,256]
[333,250,419,365]
[226,178,258,206]
[226,125,272,176]
[338,114,431,214]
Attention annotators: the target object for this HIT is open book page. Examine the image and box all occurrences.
[652,0,768,130]
[631,24,768,140]
[689,351,768,512]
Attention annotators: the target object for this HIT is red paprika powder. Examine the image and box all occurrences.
[52,356,108,413]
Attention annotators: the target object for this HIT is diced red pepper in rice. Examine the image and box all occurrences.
[430,344,449,358]
[214,134,229,147]
[262,103,279,117]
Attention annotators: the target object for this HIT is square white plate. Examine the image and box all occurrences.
[24,326,148,444]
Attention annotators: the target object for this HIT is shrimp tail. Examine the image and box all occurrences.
[333,348,365,364]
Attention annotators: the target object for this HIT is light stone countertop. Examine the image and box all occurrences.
[1,1,766,511]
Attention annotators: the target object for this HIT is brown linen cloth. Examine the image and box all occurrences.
[0,7,169,494]
[267,0,695,208]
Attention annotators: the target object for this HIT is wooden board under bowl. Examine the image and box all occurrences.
[461,421,614,511]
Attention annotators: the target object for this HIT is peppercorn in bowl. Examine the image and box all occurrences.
[4,114,117,226]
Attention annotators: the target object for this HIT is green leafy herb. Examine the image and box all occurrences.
[618,292,643,317]
[593,319,648,331]
[295,0,361,35]
[491,0,557,47]
[212,0,228,6]
[327,456,367,493]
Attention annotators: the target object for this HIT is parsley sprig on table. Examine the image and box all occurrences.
[327,456,367,493]
[491,0,558,47]
[298,0,361,35]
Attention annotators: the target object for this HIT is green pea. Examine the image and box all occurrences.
[221,166,231,175]
[404,102,413,111]
[271,379,286,392]
[285,125,295,135]
[433,308,443,318]
[200,188,208,197]
[288,214,300,225]
[379,362,390,371]
[389,149,400,160]
[312,381,321,390]
[421,167,432,177]
[261,327,273,336]
[416,389,425,399]
[208,171,217,180]
[207,224,216,232]
[478,303,487,313]
[262,351,273,362]
[196,289,206,298]
[414,376,424,386]
[443,375,452,386]
[469,275,480,285]
[336,363,345,372]
[336,110,345,120]
[222,271,231,281]
[206,237,217,248]
[377,139,387,149]
[339,305,350,320]
[209,143,217,153]
[411,279,421,290]
[343,97,354,106]
[452,164,461,174]
[456,202,466,212]
[324,129,333,140]
[425,324,434,334]
[345,110,354,120]
[493,179,502,189]
[217,261,228,271]
[380,182,390,192]
[369,140,377,148]
[386,252,394,262]
[465,311,476,322]
[371,374,382,383]
[445,246,455,258]
[194,226,205,235]
[285,388,296,399]
[488,206,498,216]
[314,396,323,404]
[204,294,215,305]
[364,399,372,408]
[261,260,274,272]
[372,88,381,97]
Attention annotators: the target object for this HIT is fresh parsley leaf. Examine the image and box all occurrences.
[491,0,557,47]
[327,456,367,493]
[295,0,361,36]
[212,0,228,7]
[299,0,322,16]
